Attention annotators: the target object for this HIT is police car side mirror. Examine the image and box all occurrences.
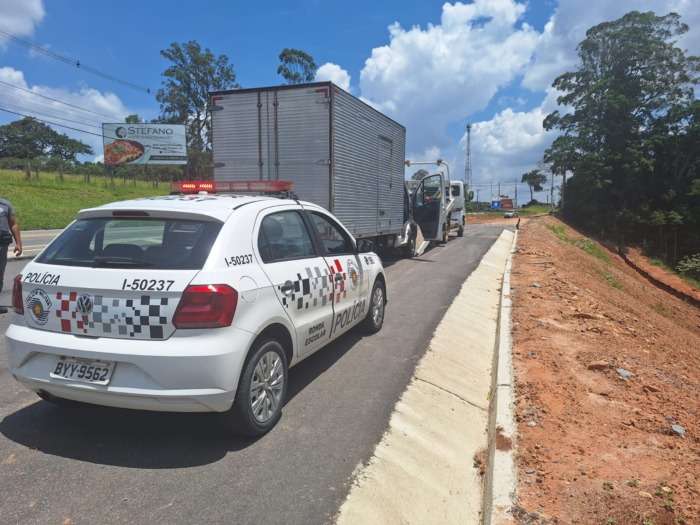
[357,239,375,253]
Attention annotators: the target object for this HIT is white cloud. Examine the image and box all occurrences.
[0,67,131,160]
[315,63,351,92]
[523,0,700,91]
[0,0,45,41]
[359,0,538,151]
[468,88,559,185]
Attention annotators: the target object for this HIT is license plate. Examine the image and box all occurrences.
[50,357,115,385]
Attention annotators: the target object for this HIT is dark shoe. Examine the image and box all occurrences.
[0,307,8,314]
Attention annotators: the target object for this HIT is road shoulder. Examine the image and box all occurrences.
[335,229,515,524]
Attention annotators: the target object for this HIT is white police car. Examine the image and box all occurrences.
[6,181,387,436]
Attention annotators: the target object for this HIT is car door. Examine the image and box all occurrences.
[254,207,335,356]
[306,210,367,340]
[413,173,445,241]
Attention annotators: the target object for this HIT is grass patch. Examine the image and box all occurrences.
[573,238,610,262]
[518,204,554,216]
[546,222,611,263]
[0,169,168,230]
[547,223,569,242]
[602,272,624,290]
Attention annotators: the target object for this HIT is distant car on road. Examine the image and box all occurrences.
[504,210,518,218]
[6,183,387,436]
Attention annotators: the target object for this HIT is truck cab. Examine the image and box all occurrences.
[448,181,465,237]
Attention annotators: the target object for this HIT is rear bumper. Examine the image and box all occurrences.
[5,323,256,412]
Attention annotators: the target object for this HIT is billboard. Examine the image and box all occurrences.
[102,123,187,166]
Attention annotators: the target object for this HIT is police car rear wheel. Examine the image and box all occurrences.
[228,339,288,437]
[362,282,385,334]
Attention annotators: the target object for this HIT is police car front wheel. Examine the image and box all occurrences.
[228,338,289,437]
[362,281,386,334]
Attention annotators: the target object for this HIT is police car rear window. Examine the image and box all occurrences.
[37,217,222,269]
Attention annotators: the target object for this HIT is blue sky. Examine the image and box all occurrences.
[1,0,698,202]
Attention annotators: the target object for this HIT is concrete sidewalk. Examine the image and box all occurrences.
[335,230,515,524]
[9,229,62,260]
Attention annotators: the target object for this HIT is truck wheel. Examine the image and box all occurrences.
[362,280,386,334]
[227,338,288,437]
[441,225,448,244]
[405,234,416,258]
[458,226,464,237]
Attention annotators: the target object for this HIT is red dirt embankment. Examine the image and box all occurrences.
[511,216,699,524]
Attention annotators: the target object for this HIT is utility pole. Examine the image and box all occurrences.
[498,182,501,199]
[514,181,518,208]
[463,123,472,188]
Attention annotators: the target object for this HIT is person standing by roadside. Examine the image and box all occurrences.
[0,197,22,314]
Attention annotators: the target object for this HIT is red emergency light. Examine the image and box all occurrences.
[171,180,294,194]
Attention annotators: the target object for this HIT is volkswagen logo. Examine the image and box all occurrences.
[76,294,94,315]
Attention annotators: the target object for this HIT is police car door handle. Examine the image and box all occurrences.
[281,281,294,294]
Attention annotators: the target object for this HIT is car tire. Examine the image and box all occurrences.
[362,280,386,334]
[227,339,288,437]
[457,226,464,237]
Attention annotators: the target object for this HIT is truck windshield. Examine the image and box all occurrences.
[37,217,222,269]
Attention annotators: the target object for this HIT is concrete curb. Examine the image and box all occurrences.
[335,230,514,525]
[485,230,519,524]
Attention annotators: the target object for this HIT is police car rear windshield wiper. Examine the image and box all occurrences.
[93,256,154,268]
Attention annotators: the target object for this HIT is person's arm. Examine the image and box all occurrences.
[9,214,22,256]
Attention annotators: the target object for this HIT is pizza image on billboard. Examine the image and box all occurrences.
[102,123,187,166]
[104,140,145,166]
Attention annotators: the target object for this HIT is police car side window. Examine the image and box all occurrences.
[258,211,315,263]
[308,212,354,255]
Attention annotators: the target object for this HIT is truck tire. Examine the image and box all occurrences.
[226,338,288,437]
[441,224,448,244]
[458,225,464,237]
[405,234,416,258]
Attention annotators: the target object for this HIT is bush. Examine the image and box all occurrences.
[676,254,700,279]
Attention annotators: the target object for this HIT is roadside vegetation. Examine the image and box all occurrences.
[0,169,167,229]
[540,11,699,286]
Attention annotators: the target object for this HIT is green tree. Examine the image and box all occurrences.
[51,133,93,181]
[124,114,142,124]
[277,48,317,84]
[156,40,238,177]
[543,10,699,253]
[521,169,547,203]
[0,117,56,179]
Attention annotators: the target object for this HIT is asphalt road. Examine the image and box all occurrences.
[0,224,508,525]
[10,229,63,261]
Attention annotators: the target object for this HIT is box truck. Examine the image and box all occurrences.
[209,82,446,255]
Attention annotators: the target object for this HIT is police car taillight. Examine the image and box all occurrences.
[12,274,23,314]
[171,180,293,194]
[173,284,237,329]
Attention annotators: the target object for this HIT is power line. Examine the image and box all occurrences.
[0,106,117,140]
[0,29,151,94]
[0,100,103,130]
[0,79,117,120]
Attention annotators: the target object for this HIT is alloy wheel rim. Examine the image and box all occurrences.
[372,287,384,326]
[250,350,284,423]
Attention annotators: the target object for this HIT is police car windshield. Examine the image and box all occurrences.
[37,217,222,269]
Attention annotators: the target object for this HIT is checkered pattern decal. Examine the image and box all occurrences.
[55,291,175,340]
[278,258,348,311]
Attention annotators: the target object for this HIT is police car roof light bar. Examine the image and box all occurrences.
[171,180,294,195]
